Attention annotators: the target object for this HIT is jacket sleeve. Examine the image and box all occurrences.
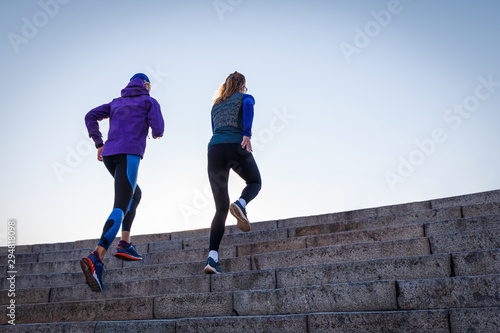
[147,97,164,139]
[85,104,110,148]
[242,95,255,137]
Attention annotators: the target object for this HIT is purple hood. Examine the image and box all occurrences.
[85,78,164,158]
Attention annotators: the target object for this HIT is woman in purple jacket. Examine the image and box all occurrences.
[81,73,164,292]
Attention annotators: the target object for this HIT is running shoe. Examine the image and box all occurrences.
[114,240,143,261]
[80,251,104,292]
[230,201,250,232]
[204,257,222,274]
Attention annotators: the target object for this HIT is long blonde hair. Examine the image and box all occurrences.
[213,71,246,104]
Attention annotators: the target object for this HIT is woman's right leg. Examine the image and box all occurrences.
[207,145,231,253]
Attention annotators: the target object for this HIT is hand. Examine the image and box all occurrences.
[241,136,253,153]
[97,146,103,162]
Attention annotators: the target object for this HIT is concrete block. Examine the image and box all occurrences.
[463,202,500,217]
[252,238,430,270]
[145,239,183,253]
[171,228,210,240]
[237,237,307,257]
[0,287,50,305]
[2,271,84,289]
[226,220,278,234]
[4,321,97,332]
[129,232,171,244]
[0,253,38,264]
[290,220,364,237]
[449,307,500,333]
[425,215,500,236]
[211,269,276,292]
[276,254,451,288]
[183,229,288,250]
[96,320,176,332]
[154,291,232,319]
[429,228,500,254]
[398,275,500,310]
[8,297,154,324]
[306,224,424,248]
[453,249,500,277]
[234,280,396,316]
[431,189,500,209]
[33,242,74,253]
[308,310,449,333]
[176,314,307,333]
[38,248,93,262]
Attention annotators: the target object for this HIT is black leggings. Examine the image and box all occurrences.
[98,154,142,250]
[207,143,261,251]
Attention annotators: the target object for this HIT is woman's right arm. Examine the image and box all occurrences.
[85,104,110,152]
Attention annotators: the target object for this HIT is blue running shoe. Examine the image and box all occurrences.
[204,257,222,274]
[80,251,104,292]
[230,201,250,232]
[114,240,142,261]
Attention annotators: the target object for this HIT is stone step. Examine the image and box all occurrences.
[429,227,500,254]
[4,249,499,307]
[251,237,430,270]
[0,237,430,290]
[0,254,449,305]
[2,189,499,257]
[0,223,425,276]
[424,213,500,236]
[6,274,499,325]
[5,308,500,333]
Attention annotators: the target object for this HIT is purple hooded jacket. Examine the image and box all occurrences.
[85,78,164,158]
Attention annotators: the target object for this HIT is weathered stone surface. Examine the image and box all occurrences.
[429,228,500,253]
[183,229,289,250]
[176,314,307,333]
[50,275,210,302]
[0,287,50,305]
[96,319,176,332]
[4,321,97,333]
[154,291,232,319]
[233,281,396,316]
[211,269,276,292]
[237,237,307,257]
[0,252,38,264]
[306,224,424,248]
[6,297,154,324]
[430,189,500,209]
[276,254,451,288]
[290,208,460,238]
[425,215,500,236]
[226,220,278,234]
[449,307,500,333]
[140,238,183,253]
[32,242,75,253]
[308,310,449,333]
[453,249,500,277]
[398,275,500,310]
[277,200,432,230]
[252,238,430,270]
[171,228,210,240]
[463,202,500,217]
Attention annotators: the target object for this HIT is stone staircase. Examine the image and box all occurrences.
[1,190,500,332]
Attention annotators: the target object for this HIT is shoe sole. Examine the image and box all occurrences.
[204,264,221,274]
[230,203,250,232]
[80,258,103,292]
[114,253,142,261]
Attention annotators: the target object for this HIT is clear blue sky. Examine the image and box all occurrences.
[1,0,499,246]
